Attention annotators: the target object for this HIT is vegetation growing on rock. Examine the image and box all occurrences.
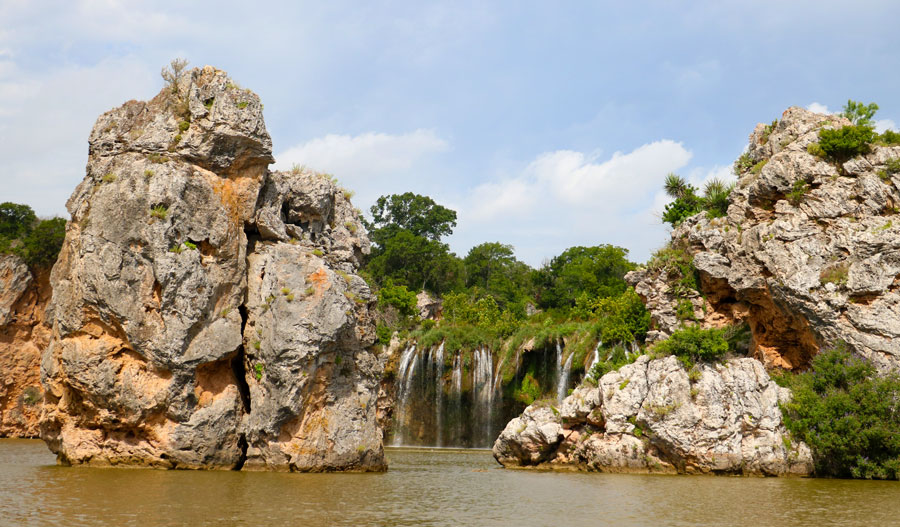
[781,345,900,480]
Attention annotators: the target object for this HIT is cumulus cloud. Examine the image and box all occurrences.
[806,102,833,115]
[452,140,694,265]
[875,119,896,133]
[273,129,451,207]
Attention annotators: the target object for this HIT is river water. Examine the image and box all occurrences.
[1,439,898,526]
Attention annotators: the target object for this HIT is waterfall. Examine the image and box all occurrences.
[587,341,602,373]
[557,349,574,404]
[472,349,494,446]
[433,342,444,447]
[393,345,418,446]
[451,353,462,445]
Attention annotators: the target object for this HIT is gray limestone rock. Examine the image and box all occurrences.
[40,67,384,471]
[493,355,813,476]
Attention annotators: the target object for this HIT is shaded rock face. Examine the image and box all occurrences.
[0,255,50,437]
[628,107,900,371]
[493,356,813,476]
[41,66,385,471]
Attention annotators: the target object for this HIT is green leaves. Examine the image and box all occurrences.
[377,282,418,319]
[368,192,457,243]
[0,202,66,269]
[841,100,879,127]
[534,245,634,310]
[660,174,734,227]
[781,344,900,479]
[817,125,877,162]
[652,325,734,369]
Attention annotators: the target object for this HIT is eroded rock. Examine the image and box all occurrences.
[628,107,900,372]
[40,66,385,471]
[493,355,813,476]
[0,255,50,437]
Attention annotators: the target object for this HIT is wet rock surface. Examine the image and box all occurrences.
[40,66,385,470]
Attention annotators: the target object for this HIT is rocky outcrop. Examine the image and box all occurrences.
[40,66,385,471]
[0,255,50,437]
[628,107,900,372]
[494,355,813,476]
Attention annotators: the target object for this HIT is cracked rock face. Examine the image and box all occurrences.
[40,66,385,471]
[628,107,900,372]
[0,255,50,437]
[493,355,813,476]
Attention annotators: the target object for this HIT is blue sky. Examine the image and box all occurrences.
[1,1,898,265]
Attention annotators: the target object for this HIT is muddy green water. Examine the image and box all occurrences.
[1,440,899,526]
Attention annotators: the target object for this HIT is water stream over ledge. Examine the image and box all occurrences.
[3,440,899,526]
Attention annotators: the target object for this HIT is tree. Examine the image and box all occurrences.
[782,345,900,479]
[366,229,464,294]
[661,174,733,227]
[841,100,879,127]
[368,192,457,243]
[535,245,634,309]
[18,217,66,268]
[0,202,37,240]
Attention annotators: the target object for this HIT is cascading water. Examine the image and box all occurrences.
[557,349,574,404]
[393,345,418,446]
[391,338,590,448]
[433,342,444,447]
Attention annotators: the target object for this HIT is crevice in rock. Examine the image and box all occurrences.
[233,433,248,471]
[231,304,252,413]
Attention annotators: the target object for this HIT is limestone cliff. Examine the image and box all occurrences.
[495,106,900,474]
[493,355,813,475]
[0,255,50,437]
[628,107,900,372]
[40,66,385,471]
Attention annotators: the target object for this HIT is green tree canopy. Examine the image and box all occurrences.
[0,202,37,240]
[365,229,463,294]
[368,192,457,243]
[18,217,67,268]
[534,245,634,309]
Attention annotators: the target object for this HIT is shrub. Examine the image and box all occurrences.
[102,173,117,183]
[0,202,37,240]
[781,345,900,479]
[653,325,730,369]
[877,158,900,182]
[733,152,754,175]
[817,125,876,161]
[787,179,810,206]
[588,345,636,381]
[515,373,542,405]
[17,218,66,268]
[377,282,418,319]
[237,101,249,109]
[375,324,393,346]
[178,120,190,132]
[183,241,197,250]
[878,129,900,146]
[761,119,778,143]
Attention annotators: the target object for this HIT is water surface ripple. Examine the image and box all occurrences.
[1,440,897,526]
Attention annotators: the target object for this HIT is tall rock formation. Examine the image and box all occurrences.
[40,66,385,471]
[0,255,50,437]
[628,107,900,372]
[495,106,900,474]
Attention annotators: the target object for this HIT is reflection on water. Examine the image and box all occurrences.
[1,439,898,526]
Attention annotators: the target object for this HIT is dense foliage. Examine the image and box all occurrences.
[813,100,884,162]
[661,173,734,227]
[532,245,634,309]
[0,202,66,268]
[782,345,900,480]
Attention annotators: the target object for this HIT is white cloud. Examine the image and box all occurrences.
[806,102,833,115]
[273,130,451,208]
[453,140,693,265]
[875,119,896,133]
[0,56,157,217]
